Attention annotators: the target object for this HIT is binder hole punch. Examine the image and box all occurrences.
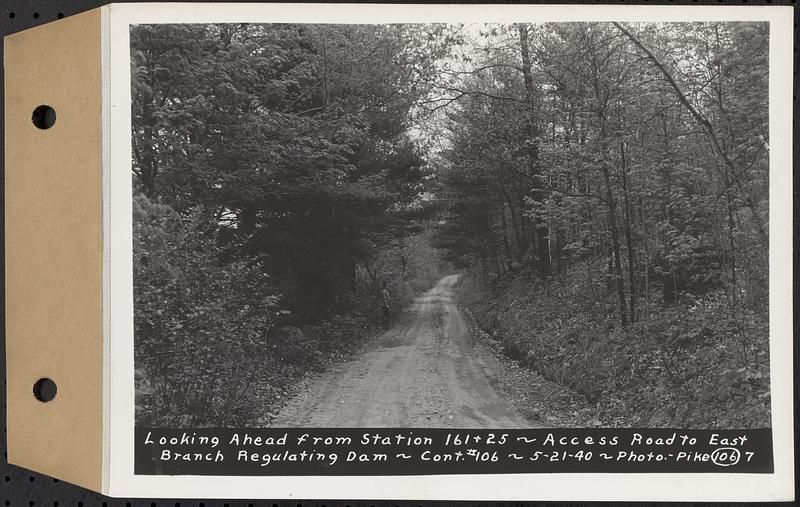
[32,378,57,402]
[31,105,56,130]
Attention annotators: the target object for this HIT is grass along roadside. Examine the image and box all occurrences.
[459,304,596,428]
[456,270,770,429]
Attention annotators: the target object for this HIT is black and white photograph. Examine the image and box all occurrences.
[130,18,773,434]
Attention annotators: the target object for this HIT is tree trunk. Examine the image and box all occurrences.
[620,140,636,322]
[500,187,523,263]
[726,191,738,306]
[500,203,513,272]
[638,196,650,318]
[517,23,551,279]
[602,162,628,327]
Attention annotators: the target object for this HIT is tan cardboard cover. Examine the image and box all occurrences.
[5,8,104,492]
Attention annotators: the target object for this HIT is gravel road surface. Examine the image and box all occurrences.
[271,275,532,428]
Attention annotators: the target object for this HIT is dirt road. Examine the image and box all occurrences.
[271,275,532,428]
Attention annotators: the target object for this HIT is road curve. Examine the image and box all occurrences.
[270,275,532,428]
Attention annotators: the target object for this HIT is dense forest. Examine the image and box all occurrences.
[432,23,770,428]
[132,22,770,428]
[131,23,456,426]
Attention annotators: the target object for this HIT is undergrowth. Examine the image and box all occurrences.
[460,268,771,429]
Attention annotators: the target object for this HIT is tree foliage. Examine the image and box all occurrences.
[434,22,768,317]
[436,22,770,428]
[132,23,455,426]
